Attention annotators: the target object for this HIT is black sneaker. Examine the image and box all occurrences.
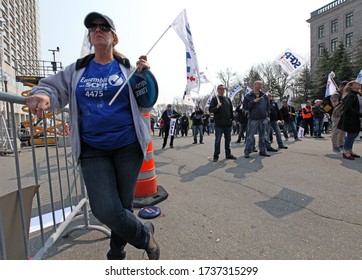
[170,145,174,148]
[107,250,126,260]
[213,158,218,162]
[226,155,237,160]
[244,154,250,158]
[144,222,160,260]
[278,146,288,149]
[259,152,270,157]
[266,147,278,152]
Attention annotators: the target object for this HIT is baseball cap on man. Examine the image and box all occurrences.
[339,80,349,87]
[84,12,116,31]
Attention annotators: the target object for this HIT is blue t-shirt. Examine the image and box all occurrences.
[76,59,137,150]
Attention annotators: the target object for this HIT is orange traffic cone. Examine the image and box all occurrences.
[133,113,168,208]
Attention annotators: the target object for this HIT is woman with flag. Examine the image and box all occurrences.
[25,12,160,260]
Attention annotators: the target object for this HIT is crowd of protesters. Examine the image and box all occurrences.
[153,80,361,161]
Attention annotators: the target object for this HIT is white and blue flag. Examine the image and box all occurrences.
[172,9,200,93]
[245,86,252,95]
[325,72,338,98]
[356,69,362,83]
[229,84,243,101]
[276,48,305,76]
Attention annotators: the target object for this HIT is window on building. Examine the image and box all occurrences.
[4,53,10,64]
[331,19,338,33]
[346,32,353,47]
[318,43,325,56]
[318,25,324,38]
[3,40,9,51]
[331,38,338,52]
[346,12,353,28]
[11,59,16,68]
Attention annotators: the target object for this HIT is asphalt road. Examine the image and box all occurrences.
[2,131,361,260]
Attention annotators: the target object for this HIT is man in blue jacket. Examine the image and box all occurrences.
[243,80,270,158]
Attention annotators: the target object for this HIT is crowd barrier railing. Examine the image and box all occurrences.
[0,91,110,260]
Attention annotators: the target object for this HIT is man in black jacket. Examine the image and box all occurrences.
[280,100,301,141]
[161,104,181,149]
[190,106,204,144]
[209,84,237,162]
[235,103,248,143]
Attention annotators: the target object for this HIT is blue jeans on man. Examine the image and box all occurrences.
[213,126,232,160]
[244,118,268,155]
[268,121,284,148]
[192,124,203,143]
[283,121,298,140]
[313,117,324,137]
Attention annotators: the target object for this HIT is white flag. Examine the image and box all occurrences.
[199,72,210,84]
[325,72,337,98]
[287,95,292,105]
[205,88,216,107]
[182,88,195,106]
[245,86,252,95]
[276,48,305,76]
[80,30,94,57]
[172,10,200,93]
[356,69,362,83]
[229,84,243,101]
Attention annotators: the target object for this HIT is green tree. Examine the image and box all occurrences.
[293,64,313,105]
[313,47,331,100]
[353,38,362,77]
[331,42,354,82]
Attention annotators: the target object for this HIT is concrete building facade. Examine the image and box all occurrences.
[307,0,362,73]
[0,0,41,124]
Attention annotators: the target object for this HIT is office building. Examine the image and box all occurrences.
[307,0,362,73]
[0,0,41,124]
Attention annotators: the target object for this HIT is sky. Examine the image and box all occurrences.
[39,0,331,106]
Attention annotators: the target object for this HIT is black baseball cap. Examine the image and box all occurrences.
[84,12,116,31]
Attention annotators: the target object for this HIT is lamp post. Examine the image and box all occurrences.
[48,47,59,74]
[3,75,10,132]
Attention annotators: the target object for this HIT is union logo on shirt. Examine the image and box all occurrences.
[109,74,124,87]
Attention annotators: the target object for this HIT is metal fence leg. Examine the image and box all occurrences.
[62,170,110,238]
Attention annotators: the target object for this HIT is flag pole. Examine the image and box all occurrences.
[205,67,221,105]
[109,25,172,106]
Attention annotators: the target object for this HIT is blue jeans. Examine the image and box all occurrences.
[268,121,284,147]
[343,132,359,151]
[245,118,268,155]
[213,126,232,159]
[313,118,324,136]
[80,141,149,259]
[192,124,204,143]
[283,121,298,139]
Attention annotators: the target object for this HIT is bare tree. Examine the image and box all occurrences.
[216,68,237,94]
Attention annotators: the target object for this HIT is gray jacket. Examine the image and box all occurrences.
[29,55,152,163]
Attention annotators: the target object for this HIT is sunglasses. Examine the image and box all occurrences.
[88,24,112,33]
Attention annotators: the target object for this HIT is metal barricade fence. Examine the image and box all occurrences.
[0,91,110,260]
